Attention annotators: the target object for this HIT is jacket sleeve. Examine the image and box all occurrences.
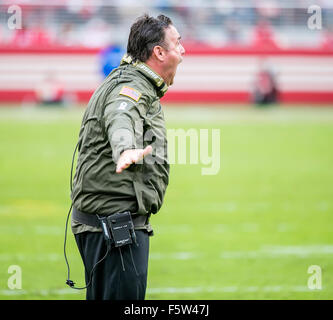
[103,85,148,163]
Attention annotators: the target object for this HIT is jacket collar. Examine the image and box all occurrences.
[120,54,168,98]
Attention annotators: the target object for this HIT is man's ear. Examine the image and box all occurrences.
[152,45,165,62]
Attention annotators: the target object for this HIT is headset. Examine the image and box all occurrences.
[63,141,138,290]
[63,141,112,290]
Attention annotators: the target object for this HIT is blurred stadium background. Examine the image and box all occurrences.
[0,0,333,104]
[0,0,332,300]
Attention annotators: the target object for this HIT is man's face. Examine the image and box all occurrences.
[162,25,185,86]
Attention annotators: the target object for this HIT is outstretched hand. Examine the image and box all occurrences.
[116,145,153,173]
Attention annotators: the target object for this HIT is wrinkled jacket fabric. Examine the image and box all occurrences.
[71,56,169,224]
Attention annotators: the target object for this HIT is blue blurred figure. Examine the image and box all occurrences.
[100,45,125,78]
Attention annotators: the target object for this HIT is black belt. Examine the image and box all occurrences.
[72,207,149,229]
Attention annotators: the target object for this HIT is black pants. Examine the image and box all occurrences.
[74,230,149,300]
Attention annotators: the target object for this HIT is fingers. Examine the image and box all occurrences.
[139,145,153,160]
[116,145,153,173]
[116,153,135,173]
[115,157,132,173]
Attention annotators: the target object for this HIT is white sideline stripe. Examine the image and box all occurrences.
[0,222,265,236]
[1,245,333,262]
[221,245,333,259]
[0,253,66,262]
[0,288,80,296]
[147,285,316,294]
[0,221,277,236]
[0,285,321,296]
[150,252,199,260]
[0,252,200,262]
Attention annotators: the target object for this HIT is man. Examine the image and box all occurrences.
[70,14,185,300]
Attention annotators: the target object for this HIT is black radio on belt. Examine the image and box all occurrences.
[99,211,137,247]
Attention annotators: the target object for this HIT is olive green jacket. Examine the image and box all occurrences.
[71,55,169,234]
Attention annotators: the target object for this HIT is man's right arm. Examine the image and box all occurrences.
[103,86,152,172]
[116,145,152,173]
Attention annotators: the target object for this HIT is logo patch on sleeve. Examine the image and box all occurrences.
[119,86,142,102]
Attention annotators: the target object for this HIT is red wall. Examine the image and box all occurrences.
[1,45,333,104]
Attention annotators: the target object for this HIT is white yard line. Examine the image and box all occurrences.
[0,285,324,297]
[147,285,316,294]
[1,244,333,263]
[221,245,333,259]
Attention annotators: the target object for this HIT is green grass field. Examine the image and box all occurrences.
[0,104,332,300]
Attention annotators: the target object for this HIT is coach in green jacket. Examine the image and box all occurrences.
[70,14,185,300]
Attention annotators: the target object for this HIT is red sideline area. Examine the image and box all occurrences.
[1,45,333,104]
[2,90,333,104]
[4,90,333,104]
[163,91,333,104]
